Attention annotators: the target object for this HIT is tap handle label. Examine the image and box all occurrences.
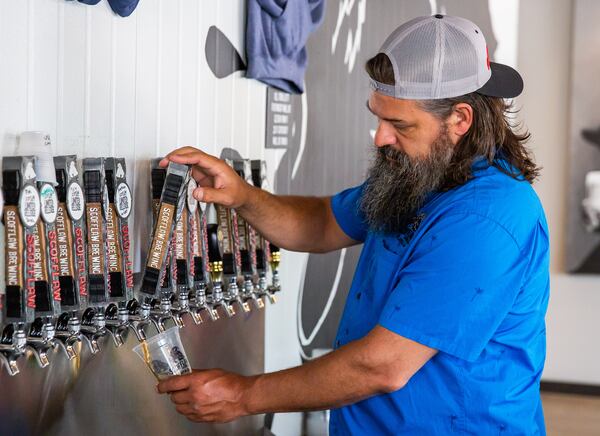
[141,162,190,297]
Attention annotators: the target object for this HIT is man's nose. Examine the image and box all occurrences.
[373,122,396,148]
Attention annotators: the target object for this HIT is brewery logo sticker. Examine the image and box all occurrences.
[19,185,41,228]
[187,179,198,213]
[39,183,58,224]
[115,182,132,219]
[67,182,85,221]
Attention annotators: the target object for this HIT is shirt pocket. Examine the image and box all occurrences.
[363,237,404,303]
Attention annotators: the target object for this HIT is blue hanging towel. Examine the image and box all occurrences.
[71,0,140,17]
[107,0,140,17]
[246,0,326,94]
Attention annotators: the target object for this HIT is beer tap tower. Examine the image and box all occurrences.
[103,158,134,346]
[141,161,190,333]
[0,156,37,374]
[53,155,87,357]
[79,158,110,353]
[24,137,79,363]
[205,203,237,317]
[215,159,251,314]
[251,160,281,304]
[233,159,264,310]
[187,179,220,322]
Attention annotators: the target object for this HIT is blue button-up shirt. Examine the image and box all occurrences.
[329,159,550,435]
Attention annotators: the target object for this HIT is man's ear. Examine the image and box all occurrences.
[448,103,473,142]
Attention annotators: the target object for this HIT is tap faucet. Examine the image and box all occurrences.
[172,285,200,325]
[26,317,63,367]
[225,277,251,313]
[149,296,183,333]
[80,308,107,354]
[0,324,27,376]
[242,275,265,310]
[126,299,152,342]
[190,281,219,322]
[105,304,130,347]
[265,249,281,304]
[210,281,236,318]
[55,312,82,359]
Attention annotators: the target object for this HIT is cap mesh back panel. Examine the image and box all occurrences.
[441,25,478,84]
[391,22,437,85]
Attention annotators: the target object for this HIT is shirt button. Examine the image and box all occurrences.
[356,292,361,300]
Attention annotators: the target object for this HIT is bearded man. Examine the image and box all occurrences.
[157,15,550,435]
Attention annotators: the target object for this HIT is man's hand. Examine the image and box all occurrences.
[160,146,251,208]
[157,369,256,423]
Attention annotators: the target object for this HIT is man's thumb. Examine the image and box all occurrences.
[194,186,230,206]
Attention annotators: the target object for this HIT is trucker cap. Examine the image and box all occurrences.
[369,14,523,100]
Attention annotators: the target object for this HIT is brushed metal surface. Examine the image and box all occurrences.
[0,309,265,436]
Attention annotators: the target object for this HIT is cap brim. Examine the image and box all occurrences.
[476,62,523,98]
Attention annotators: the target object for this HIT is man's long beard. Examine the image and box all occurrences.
[360,128,455,234]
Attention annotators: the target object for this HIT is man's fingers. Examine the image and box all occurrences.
[193,187,232,207]
[175,404,196,415]
[191,167,213,186]
[169,390,191,405]
[163,149,225,176]
[159,146,201,167]
[157,374,192,394]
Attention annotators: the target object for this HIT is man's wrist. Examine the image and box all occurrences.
[240,373,263,416]
[237,183,260,213]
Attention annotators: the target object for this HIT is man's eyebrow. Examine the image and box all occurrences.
[365,100,411,126]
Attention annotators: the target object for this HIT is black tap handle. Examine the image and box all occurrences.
[55,169,67,202]
[151,168,166,200]
[206,224,222,262]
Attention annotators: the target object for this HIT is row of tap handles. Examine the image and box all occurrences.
[0,135,281,376]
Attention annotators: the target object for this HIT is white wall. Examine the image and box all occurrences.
[0,0,267,272]
[516,0,600,384]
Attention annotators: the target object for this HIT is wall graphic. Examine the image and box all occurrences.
[271,0,503,358]
[566,0,600,273]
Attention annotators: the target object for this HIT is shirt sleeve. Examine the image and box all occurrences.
[330,184,368,242]
[378,212,527,362]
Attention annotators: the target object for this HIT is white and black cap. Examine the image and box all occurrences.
[370,14,523,100]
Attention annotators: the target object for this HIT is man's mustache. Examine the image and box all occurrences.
[377,145,409,163]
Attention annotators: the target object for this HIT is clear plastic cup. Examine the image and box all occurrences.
[132,327,192,380]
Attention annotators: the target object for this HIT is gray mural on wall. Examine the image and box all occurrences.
[566,0,600,273]
[271,0,502,357]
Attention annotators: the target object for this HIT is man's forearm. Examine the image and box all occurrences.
[237,185,334,253]
[243,340,396,414]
